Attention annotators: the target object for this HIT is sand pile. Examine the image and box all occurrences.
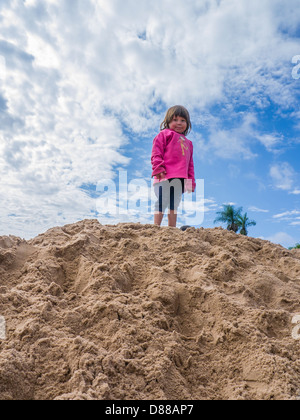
[1,219,300,400]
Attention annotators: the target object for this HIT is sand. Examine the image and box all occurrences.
[0,219,300,400]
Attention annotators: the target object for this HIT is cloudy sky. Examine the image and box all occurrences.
[0,0,300,247]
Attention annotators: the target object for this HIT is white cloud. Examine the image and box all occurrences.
[257,133,284,152]
[205,114,288,161]
[273,210,300,219]
[208,113,258,160]
[248,206,269,213]
[269,162,297,191]
[272,210,300,230]
[266,232,296,248]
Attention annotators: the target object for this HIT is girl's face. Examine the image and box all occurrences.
[169,115,187,134]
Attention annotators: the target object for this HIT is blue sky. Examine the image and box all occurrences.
[0,0,300,248]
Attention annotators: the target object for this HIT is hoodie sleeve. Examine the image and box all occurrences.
[188,143,196,192]
[151,132,166,177]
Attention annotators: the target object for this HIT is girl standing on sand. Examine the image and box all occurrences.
[151,105,196,228]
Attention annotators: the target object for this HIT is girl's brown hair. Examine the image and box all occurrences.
[160,105,192,136]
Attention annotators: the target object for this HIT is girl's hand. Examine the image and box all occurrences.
[156,172,166,180]
[185,179,193,193]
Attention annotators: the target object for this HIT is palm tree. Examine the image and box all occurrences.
[214,205,243,233]
[236,212,256,236]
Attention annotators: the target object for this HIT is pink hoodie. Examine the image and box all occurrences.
[151,129,196,192]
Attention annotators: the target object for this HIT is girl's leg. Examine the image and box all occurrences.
[168,210,177,227]
[168,179,183,228]
[154,183,165,226]
[154,212,164,226]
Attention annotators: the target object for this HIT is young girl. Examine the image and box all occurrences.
[151,105,196,228]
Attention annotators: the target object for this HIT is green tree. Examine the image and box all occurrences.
[289,243,300,250]
[214,205,243,233]
[236,212,257,236]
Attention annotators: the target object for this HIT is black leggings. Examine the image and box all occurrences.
[154,178,184,213]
